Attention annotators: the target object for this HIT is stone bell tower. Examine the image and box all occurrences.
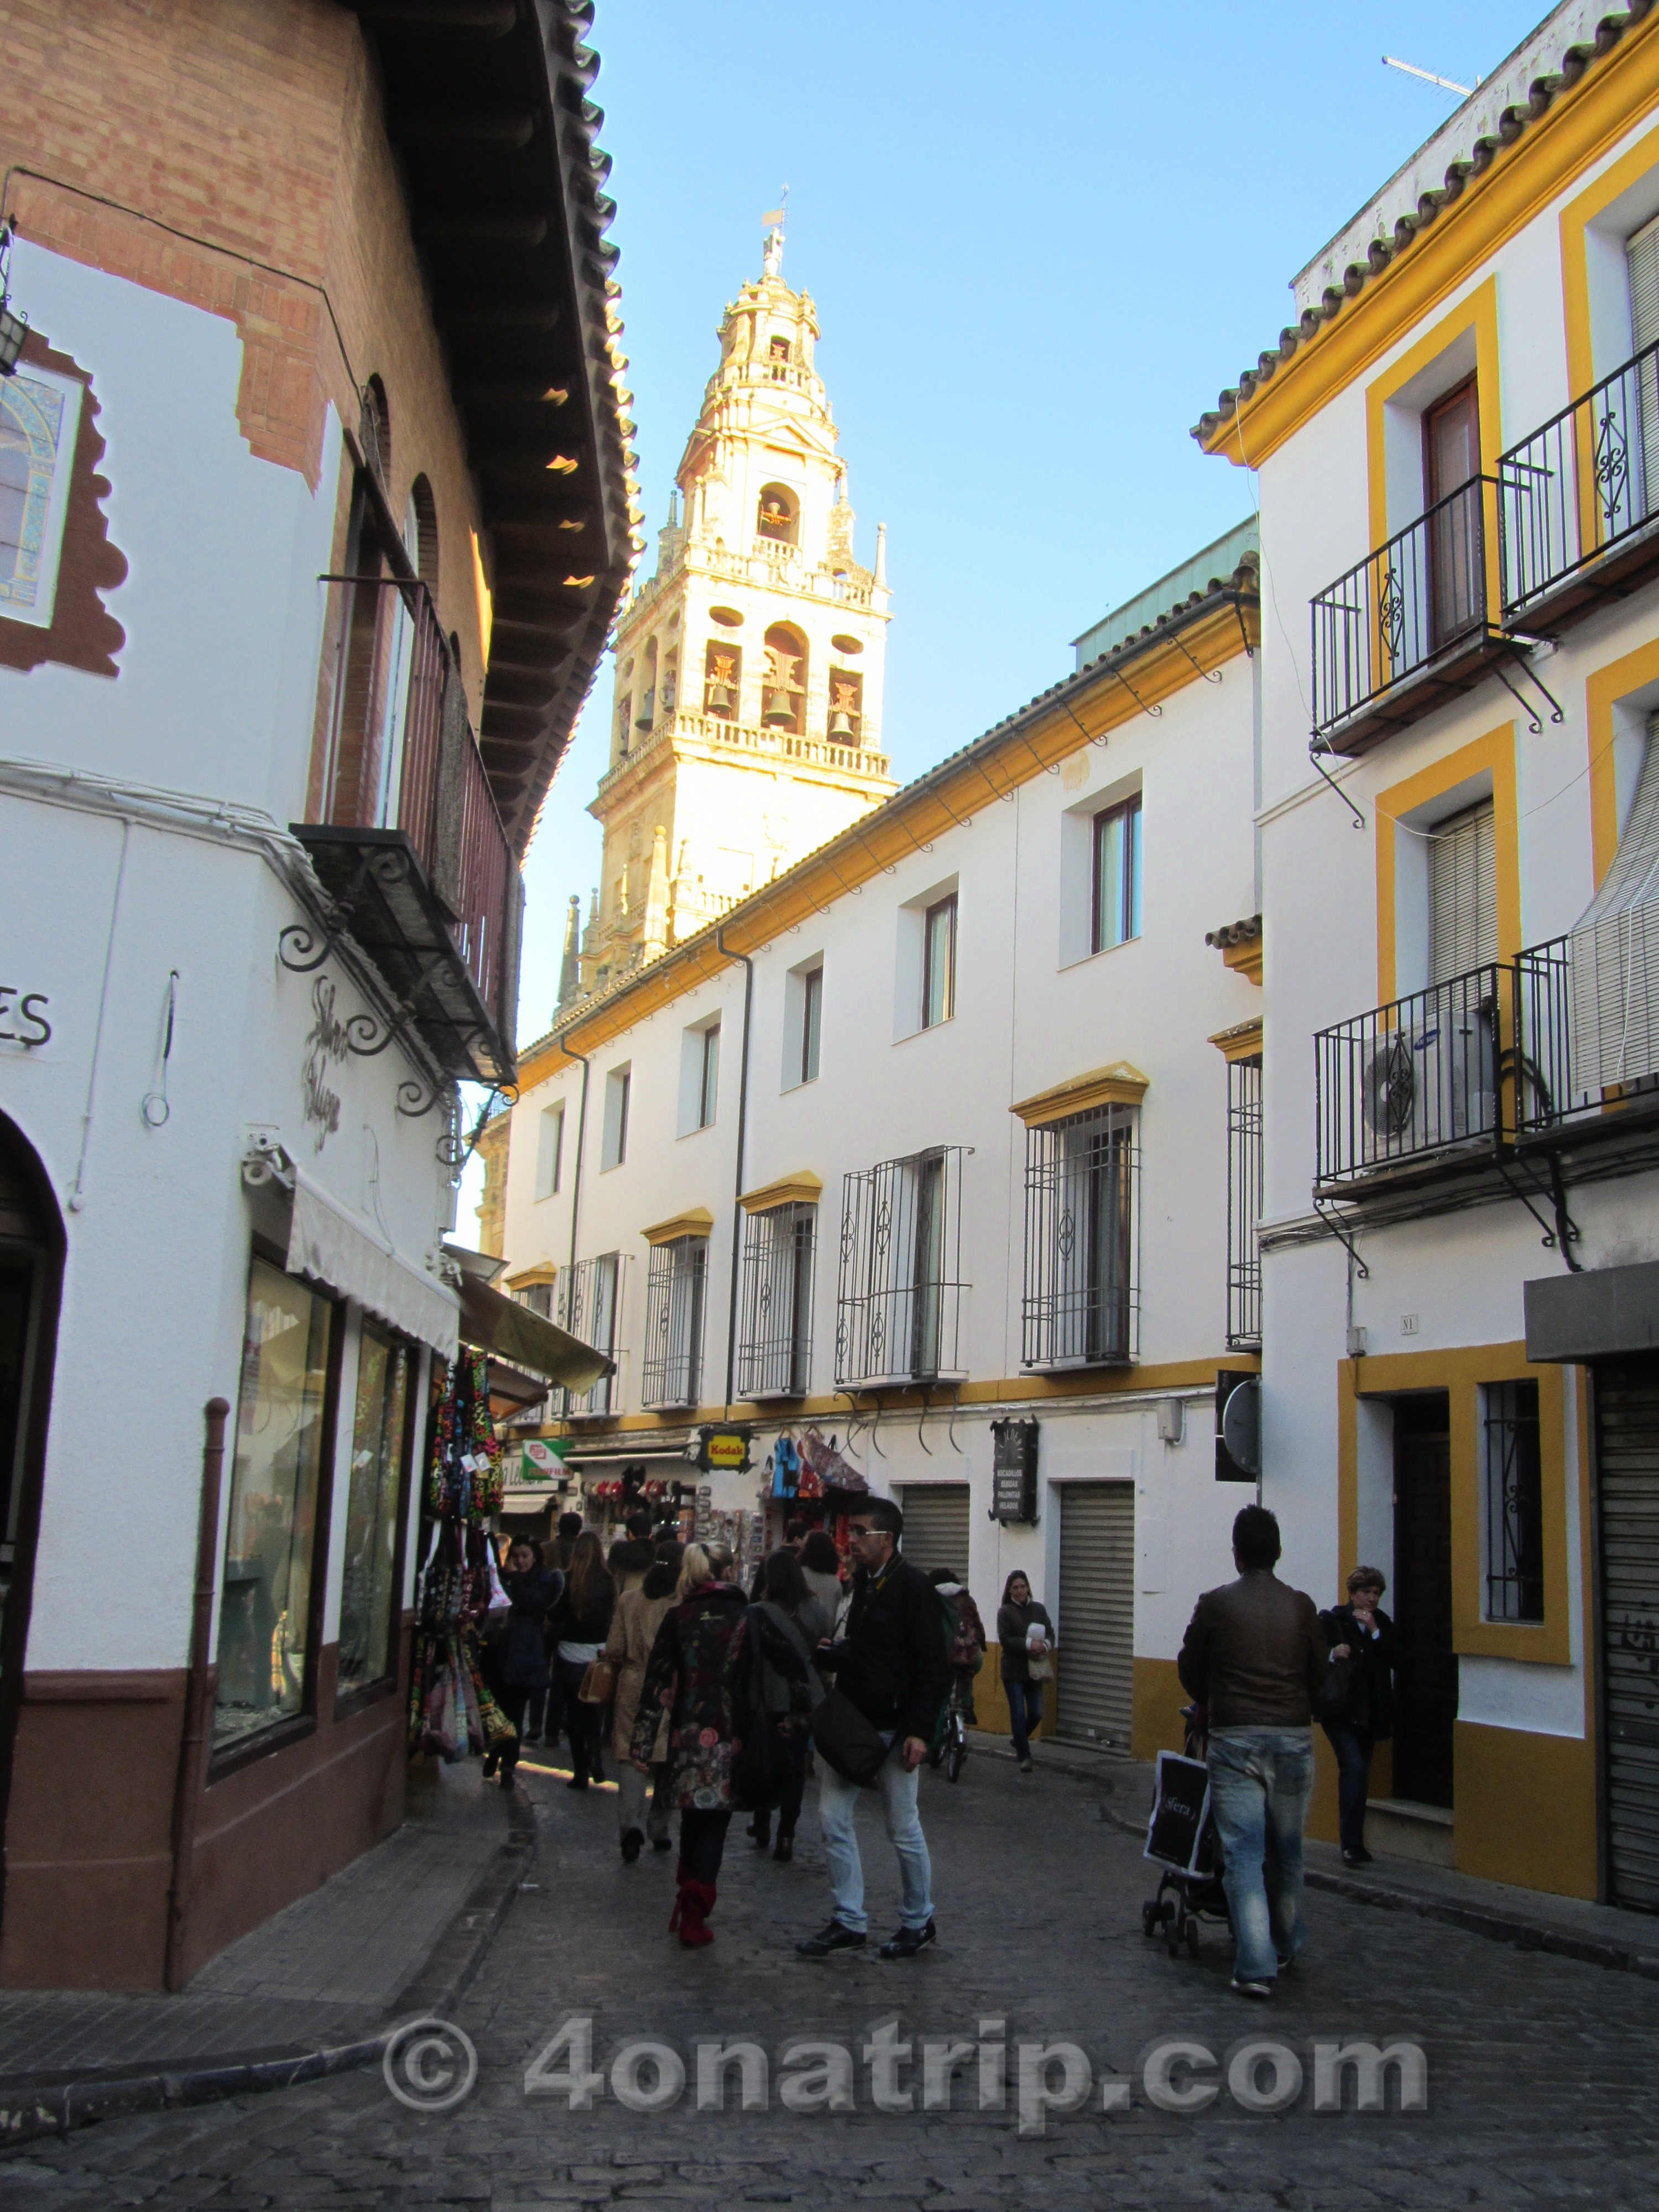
[570,218,895,1000]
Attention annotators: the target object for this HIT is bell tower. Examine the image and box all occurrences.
[571,219,895,999]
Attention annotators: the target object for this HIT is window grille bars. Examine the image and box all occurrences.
[1482,1379,1545,1623]
[737,1203,817,1398]
[1021,1104,1139,1369]
[1227,1057,1263,1352]
[836,1148,968,1387]
[641,1238,707,1408]
[556,1252,622,1417]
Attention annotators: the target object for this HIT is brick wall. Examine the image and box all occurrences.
[0,0,489,719]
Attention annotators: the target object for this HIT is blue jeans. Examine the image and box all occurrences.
[817,1734,933,1933]
[1004,1678,1045,1761]
[1207,1726,1315,1985]
[1322,1723,1376,1856]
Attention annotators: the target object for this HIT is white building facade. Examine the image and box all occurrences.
[494,525,1262,1760]
[1195,0,1659,1900]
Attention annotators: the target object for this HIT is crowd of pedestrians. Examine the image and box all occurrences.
[481,1492,1391,1995]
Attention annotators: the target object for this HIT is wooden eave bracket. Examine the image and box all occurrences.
[642,1206,716,1246]
[738,1170,825,1214]
[1010,1061,1150,1126]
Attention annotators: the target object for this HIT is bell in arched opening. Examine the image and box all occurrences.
[763,688,796,727]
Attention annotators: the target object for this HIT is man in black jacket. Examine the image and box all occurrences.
[797,1496,949,1960]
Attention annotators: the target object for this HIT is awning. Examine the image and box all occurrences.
[286,1167,459,1358]
[1571,712,1659,1091]
[456,1271,614,1391]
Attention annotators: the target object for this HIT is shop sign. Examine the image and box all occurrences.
[520,1439,570,1484]
[697,1425,752,1473]
[301,978,349,1151]
[0,985,51,1050]
[990,1418,1039,1524]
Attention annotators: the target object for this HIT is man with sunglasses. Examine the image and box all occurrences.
[796,1496,950,1960]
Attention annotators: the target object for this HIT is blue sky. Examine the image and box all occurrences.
[508,0,1542,1048]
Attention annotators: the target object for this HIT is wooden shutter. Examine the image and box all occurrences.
[1428,799,1497,983]
[1055,1482,1135,1752]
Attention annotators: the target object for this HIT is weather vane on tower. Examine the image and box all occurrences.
[763,184,789,276]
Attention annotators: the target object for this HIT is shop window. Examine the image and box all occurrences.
[705,639,741,719]
[214,1258,337,1752]
[757,483,798,546]
[922,893,957,1029]
[601,1063,631,1170]
[1482,1379,1545,1623]
[1091,793,1142,953]
[536,1103,565,1199]
[336,1321,411,1698]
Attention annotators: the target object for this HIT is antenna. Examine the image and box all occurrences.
[1382,54,1476,97]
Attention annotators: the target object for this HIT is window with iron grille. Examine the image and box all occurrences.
[1481,1379,1545,1622]
[836,1147,967,1386]
[641,1237,707,1408]
[738,1203,816,1398]
[1021,1104,1138,1369]
[556,1252,622,1417]
[1227,1056,1263,1351]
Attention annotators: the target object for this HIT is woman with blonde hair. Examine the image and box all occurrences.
[631,1542,750,1945]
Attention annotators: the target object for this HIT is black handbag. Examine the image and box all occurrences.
[810,1687,891,1786]
[1317,1651,1355,1724]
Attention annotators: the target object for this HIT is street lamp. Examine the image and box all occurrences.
[0,217,29,377]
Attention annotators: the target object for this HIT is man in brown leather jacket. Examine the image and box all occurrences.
[1178,1505,1329,2000]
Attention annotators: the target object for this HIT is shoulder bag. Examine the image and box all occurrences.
[810,1687,891,1786]
[578,1655,618,1705]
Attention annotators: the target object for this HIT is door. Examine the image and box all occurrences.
[1055,1483,1134,1752]
[1392,1395,1457,1808]
[0,1120,61,1941]
[896,1484,970,1582]
[1595,1354,1659,1911]
[1423,377,1483,651]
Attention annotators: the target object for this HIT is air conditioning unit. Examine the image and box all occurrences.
[1358,1002,1498,1165]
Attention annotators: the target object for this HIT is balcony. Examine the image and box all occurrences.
[1498,338,1659,631]
[596,706,890,799]
[1311,478,1509,755]
[834,1148,968,1388]
[1514,935,1659,1150]
[290,578,518,1087]
[1314,966,1504,1193]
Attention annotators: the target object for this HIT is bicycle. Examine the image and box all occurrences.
[927,1673,972,1782]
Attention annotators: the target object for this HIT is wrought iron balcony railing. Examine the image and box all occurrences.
[737,1201,817,1399]
[835,1148,968,1387]
[1311,477,1495,746]
[1021,1102,1140,1369]
[1512,935,1659,1138]
[1314,966,1503,1191]
[556,1254,624,1418]
[641,1236,708,1409]
[1498,336,1659,622]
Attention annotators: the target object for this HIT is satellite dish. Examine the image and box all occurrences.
[1221,1377,1261,1478]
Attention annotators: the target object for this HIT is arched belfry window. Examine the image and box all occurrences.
[763,624,807,737]
[705,639,741,719]
[757,483,797,547]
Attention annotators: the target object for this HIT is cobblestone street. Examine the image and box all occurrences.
[6,1749,1659,2210]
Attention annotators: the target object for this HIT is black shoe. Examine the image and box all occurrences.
[1231,1976,1274,2000]
[499,1766,517,1791]
[750,1818,771,1849]
[621,1828,644,1864]
[653,1835,673,1853]
[796,1919,866,1958]
[566,1773,589,1792]
[1343,1845,1374,1866]
[879,1919,937,1960]
[773,1833,794,1863]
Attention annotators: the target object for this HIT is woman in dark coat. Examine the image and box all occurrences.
[546,1531,616,1791]
[996,1571,1055,1773]
[1319,1564,1397,1866]
[631,1542,807,1946]
[745,1546,827,1863]
[483,1541,561,1790]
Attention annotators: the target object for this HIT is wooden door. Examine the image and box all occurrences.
[1423,379,1483,650]
[1392,1394,1458,1809]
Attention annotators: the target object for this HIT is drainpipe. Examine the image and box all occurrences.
[565,1045,592,1287]
[165,1395,230,1992]
[715,925,754,1418]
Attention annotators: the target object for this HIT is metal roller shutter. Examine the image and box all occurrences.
[897,1484,971,1581]
[1056,1483,1134,1753]
[1598,1355,1659,1911]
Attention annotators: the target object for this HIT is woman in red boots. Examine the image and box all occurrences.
[631,1542,749,1947]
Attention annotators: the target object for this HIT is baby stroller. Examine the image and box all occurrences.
[1141,1704,1230,1960]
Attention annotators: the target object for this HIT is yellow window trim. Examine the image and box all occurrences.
[1338,1343,1572,1665]
[641,1207,714,1247]
[1202,15,1659,466]
[738,1171,823,1214]
[504,1262,558,1290]
[1374,723,1520,1008]
[1365,274,1502,555]
[1010,1062,1149,1127]
[1208,1018,1264,1065]
[1585,634,1659,889]
[1561,120,1659,404]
